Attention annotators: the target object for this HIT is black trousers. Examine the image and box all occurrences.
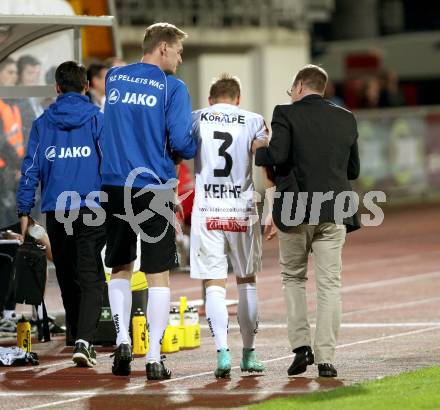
[46,208,106,343]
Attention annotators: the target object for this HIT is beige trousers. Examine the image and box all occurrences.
[278,223,346,364]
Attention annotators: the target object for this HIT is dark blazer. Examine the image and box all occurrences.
[256,94,360,233]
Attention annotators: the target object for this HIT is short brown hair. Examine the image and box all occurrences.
[142,22,187,54]
[209,73,241,100]
[294,64,328,93]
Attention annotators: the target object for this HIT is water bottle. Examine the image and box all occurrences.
[183,306,199,326]
[168,307,180,326]
[27,223,46,241]
[17,316,31,353]
[132,309,148,355]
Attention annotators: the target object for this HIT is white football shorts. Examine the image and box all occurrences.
[190,214,262,280]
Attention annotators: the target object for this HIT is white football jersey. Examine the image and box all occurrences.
[192,103,267,218]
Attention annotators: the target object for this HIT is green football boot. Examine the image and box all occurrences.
[214,348,231,378]
[240,348,266,373]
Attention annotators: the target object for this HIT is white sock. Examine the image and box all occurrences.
[237,283,259,349]
[108,279,132,346]
[205,286,228,350]
[146,287,170,363]
[75,338,89,348]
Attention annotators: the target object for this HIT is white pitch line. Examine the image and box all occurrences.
[259,270,440,306]
[17,325,440,410]
[342,296,440,317]
[335,326,440,349]
[341,270,440,293]
[202,322,440,330]
[169,253,428,296]
[18,395,97,410]
[2,389,318,399]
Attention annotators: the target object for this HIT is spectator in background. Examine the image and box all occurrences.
[0,57,24,229]
[17,55,44,146]
[358,76,381,109]
[17,55,41,86]
[0,57,18,87]
[86,63,108,111]
[379,68,405,107]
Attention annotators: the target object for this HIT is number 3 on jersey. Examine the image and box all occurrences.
[213,131,233,177]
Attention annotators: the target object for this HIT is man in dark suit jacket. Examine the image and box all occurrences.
[254,65,360,378]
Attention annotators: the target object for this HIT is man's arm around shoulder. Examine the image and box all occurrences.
[255,105,291,167]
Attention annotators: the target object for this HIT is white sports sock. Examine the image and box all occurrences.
[205,286,228,350]
[108,279,132,346]
[237,282,259,349]
[146,287,170,363]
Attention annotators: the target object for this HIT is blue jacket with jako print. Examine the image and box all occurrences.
[16,92,103,213]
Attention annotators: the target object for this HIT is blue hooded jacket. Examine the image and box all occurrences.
[16,93,104,213]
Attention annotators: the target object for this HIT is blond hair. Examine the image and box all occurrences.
[142,22,187,54]
[209,73,241,100]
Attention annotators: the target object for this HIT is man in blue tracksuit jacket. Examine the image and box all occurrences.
[101,22,197,380]
[16,61,106,368]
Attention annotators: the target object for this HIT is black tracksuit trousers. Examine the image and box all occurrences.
[46,208,106,343]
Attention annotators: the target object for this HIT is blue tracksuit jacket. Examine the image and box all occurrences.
[101,63,197,188]
[16,93,103,213]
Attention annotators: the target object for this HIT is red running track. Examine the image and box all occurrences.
[1,203,440,410]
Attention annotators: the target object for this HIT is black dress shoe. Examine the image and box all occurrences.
[318,363,337,377]
[287,346,314,376]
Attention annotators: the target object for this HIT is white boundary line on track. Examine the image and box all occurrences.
[0,389,315,398]
[16,325,440,410]
[202,322,440,330]
[342,296,440,317]
[259,270,440,306]
[170,252,440,296]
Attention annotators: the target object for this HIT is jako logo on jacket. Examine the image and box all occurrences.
[45,145,92,161]
[17,93,104,213]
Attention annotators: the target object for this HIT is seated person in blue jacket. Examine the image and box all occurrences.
[16,61,106,368]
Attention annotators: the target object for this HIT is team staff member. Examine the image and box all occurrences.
[254,65,360,378]
[101,22,197,380]
[16,61,106,368]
